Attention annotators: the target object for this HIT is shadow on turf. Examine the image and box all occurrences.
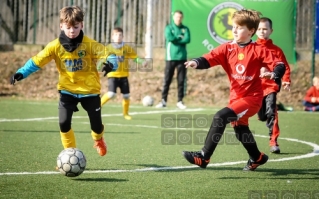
[159,166,319,178]
[72,178,128,182]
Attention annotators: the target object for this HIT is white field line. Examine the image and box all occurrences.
[1,109,319,175]
[1,135,319,176]
[0,131,318,176]
[0,101,149,108]
[0,108,205,122]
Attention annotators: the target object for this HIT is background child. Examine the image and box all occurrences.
[10,6,112,156]
[256,17,291,154]
[100,27,147,120]
[303,76,319,111]
[182,9,286,171]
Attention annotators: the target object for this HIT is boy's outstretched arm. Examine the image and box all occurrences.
[185,57,210,69]
[10,59,40,85]
[273,63,286,79]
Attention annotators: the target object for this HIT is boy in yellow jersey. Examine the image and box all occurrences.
[10,6,113,156]
[101,27,147,120]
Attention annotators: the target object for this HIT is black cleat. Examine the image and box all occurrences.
[182,151,210,169]
[243,153,268,171]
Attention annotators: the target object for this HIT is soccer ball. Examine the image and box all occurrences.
[56,148,86,177]
[142,95,154,106]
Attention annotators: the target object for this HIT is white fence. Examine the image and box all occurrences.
[0,0,171,47]
[0,0,316,50]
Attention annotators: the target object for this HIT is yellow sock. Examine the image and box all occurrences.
[91,125,105,141]
[122,99,132,120]
[60,129,76,148]
[101,94,111,106]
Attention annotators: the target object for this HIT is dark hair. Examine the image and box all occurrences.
[173,10,183,15]
[260,17,273,29]
[113,27,123,33]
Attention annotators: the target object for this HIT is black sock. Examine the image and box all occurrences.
[234,125,261,161]
[202,107,237,159]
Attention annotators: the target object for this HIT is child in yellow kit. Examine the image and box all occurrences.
[101,27,147,120]
[10,6,113,156]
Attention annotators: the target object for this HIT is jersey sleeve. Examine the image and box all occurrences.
[165,25,180,43]
[175,26,191,45]
[202,44,227,67]
[91,41,109,70]
[16,41,56,79]
[31,41,56,68]
[276,48,291,83]
[125,45,138,59]
[259,47,283,70]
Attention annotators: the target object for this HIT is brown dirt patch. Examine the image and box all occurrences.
[0,51,315,110]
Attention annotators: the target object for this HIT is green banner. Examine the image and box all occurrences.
[172,0,296,64]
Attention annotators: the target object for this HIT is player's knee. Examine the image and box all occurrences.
[107,91,116,99]
[122,93,130,99]
[213,107,237,126]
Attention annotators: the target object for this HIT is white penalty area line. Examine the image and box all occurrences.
[0,108,205,122]
[1,132,319,176]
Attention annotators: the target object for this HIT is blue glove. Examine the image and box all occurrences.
[107,54,118,71]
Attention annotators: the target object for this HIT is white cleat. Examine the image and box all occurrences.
[176,101,186,109]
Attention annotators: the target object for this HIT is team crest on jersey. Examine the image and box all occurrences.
[238,53,244,60]
[207,2,244,44]
[182,29,185,33]
[78,50,86,58]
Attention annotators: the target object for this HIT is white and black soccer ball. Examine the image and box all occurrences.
[142,95,154,106]
[56,148,86,177]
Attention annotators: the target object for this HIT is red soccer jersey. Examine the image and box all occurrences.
[202,40,283,102]
[256,38,291,96]
[304,86,319,103]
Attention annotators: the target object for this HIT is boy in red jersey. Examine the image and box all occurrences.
[303,76,319,111]
[182,9,286,171]
[256,17,291,154]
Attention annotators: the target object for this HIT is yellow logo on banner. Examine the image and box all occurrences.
[207,2,244,44]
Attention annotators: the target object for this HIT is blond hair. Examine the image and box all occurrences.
[232,9,262,37]
[60,6,84,25]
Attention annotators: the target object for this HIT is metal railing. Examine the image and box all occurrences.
[0,0,171,47]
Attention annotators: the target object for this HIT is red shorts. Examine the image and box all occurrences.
[228,96,263,126]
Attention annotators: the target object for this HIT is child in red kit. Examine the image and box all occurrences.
[182,9,286,171]
[303,76,319,111]
[256,17,291,154]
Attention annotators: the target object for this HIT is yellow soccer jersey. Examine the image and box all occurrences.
[31,36,108,94]
[106,44,138,78]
